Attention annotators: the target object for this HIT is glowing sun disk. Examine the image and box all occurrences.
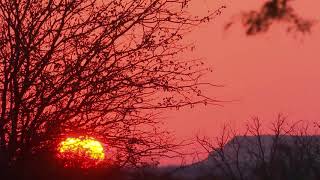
[58,136,105,160]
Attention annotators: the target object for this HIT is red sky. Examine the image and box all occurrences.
[161,0,320,163]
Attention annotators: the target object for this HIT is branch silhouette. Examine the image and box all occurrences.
[225,0,315,35]
[0,0,224,170]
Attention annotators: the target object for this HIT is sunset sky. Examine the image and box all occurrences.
[163,0,320,152]
[1,0,320,173]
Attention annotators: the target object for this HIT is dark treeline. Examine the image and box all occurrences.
[2,115,320,180]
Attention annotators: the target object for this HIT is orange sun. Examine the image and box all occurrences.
[57,136,105,168]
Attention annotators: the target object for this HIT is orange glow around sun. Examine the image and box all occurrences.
[57,136,105,168]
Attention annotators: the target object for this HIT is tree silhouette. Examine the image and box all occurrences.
[197,115,320,180]
[226,0,315,35]
[0,0,224,169]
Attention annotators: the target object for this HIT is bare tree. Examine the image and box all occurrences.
[197,115,320,180]
[0,0,225,168]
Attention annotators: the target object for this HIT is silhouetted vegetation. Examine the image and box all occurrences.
[2,154,128,180]
[226,0,315,35]
[0,0,225,171]
[195,115,320,180]
[2,115,320,180]
[1,0,317,179]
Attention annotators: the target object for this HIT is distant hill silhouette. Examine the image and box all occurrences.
[170,135,320,180]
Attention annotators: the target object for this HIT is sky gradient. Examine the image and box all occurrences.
[162,0,320,162]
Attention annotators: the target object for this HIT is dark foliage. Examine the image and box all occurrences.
[226,0,315,35]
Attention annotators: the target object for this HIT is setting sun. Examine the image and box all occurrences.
[57,136,105,168]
